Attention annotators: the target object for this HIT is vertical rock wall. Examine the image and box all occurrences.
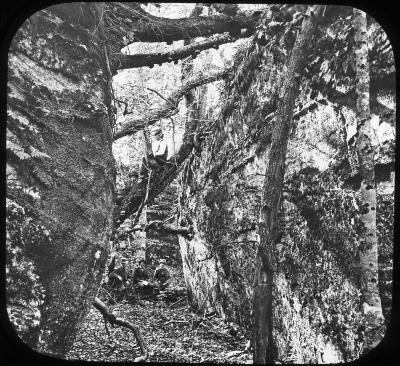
[177,12,394,362]
[6,4,115,356]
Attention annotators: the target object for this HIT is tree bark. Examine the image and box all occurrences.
[105,3,260,45]
[253,6,323,364]
[113,67,231,140]
[353,8,385,351]
[7,4,114,356]
[117,33,236,70]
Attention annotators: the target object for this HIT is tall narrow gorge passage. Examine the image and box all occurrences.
[5,2,395,364]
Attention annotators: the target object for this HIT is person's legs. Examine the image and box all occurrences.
[116,284,126,301]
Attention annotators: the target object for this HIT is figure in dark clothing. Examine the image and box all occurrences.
[132,259,149,283]
[132,259,154,296]
[108,257,130,300]
[153,259,171,290]
[108,255,116,276]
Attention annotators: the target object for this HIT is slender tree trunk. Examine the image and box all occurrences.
[353,8,385,351]
[253,6,323,364]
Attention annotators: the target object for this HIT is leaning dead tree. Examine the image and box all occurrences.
[113,67,232,140]
[113,116,213,229]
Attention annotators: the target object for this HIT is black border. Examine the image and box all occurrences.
[1,1,399,365]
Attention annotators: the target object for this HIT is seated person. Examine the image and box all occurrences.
[108,257,130,299]
[132,259,153,292]
[153,259,171,290]
[152,128,168,163]
[139,128,168,179]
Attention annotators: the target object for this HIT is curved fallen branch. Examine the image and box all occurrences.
[113,67,232,140]
[92,297,148,362]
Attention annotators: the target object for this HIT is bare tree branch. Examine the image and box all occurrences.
[113,67,232,140]
[92,297,148,362]
[117,33,236,69]
[144,87,171,104]
[106,3,262,44]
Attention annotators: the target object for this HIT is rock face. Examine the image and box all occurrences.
[177,22,395,362]
[6,4,115,356]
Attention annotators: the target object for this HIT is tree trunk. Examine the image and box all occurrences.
[353,8,385,351]
[105,3,260,45]
[253,6,323,364]
[7,4,114,357]
[118,33,235,70]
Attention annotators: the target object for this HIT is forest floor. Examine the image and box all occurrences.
[67,241,253,363]
[67,298,252,363]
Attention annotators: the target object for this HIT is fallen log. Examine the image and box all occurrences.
[92,297,148,362]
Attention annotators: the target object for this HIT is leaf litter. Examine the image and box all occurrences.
[68,279,252,363]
